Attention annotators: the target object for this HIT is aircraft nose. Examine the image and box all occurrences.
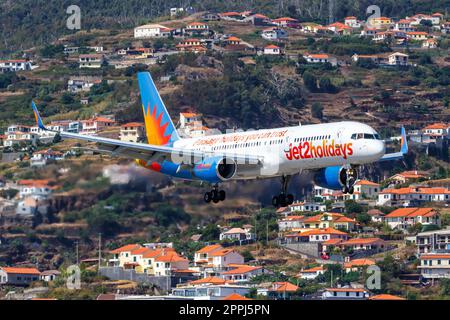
[372,140,385,158]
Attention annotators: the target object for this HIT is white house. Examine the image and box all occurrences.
[0,267,41,286]
[210,249,245,269]
[221,265,269,283]
[79,54,104,68]
[119,122,145,143]
[383,207,440,231]
[219,228,254,241]
[278,215,305,231]
[353,179,380,199]
[67,76,102,93]
[134,24,173,38]
[261,27,288,40]
[377,187,450,206]
[80,116,116,135]
[40,270,61,282]
[194,244,224,266]
[419,253,450,279]
[415,227,450,254]
[344,16,361,28]
[322,288,369,300]
[263,44,282,55]
[289,201,327,213]
[0,60,32,72]
[298,266,324,280]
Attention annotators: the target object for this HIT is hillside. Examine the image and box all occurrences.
[1,0,449,54]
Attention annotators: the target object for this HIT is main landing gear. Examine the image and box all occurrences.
[272,175,295,208]
[342,166,358,195]
[204,185,226,204]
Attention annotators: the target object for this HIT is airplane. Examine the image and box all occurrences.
[31,71,408,207]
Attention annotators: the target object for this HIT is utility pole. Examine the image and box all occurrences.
[98,233,102,272]
[331,270,333,287]
[266,219,269,246]
[75,241,79,266]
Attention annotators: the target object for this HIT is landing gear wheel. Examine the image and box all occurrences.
[343,186,349,194]
[348,187,354,195]
[286,194,294,205]
[272,196,279,207]
[204,192,212,203]
[218,190,226,201]
[211,190,220,203]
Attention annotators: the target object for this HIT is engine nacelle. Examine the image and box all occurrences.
[193,157,237,183]
[313,166,357,190]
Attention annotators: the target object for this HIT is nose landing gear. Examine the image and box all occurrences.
[272,175,295,208]
[204,185,226,204]
[341,166,358,194]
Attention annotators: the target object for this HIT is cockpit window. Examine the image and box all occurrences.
[351,133,381,140]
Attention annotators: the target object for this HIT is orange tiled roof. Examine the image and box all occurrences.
[189,276,226,285]
[210,249,235,257]
[154,252,187,263]
[341,237,384,245]
[322,238,343,245]
[110,244,141,254]
[227,36,241,42]
[299,227,347,236]
[305,53,329,59]
[355,179,379,186]
[344,258,375,268]
[423,123,448,130]
[196,244,223,254]
[121,122,144,128]
[130,247,151,255]
[223,293,252,300]
[380,187,450,195]
[334,216,356,223]
[271,282,299,292]
[300,266,324,273]
[369,294,405,300]
[265,44,280,49]
[407,31,428,35]
[420,253,450,260]
[222,265,262,275]
[385,208,437,218]
[1,267,41,275]
[273,17,298,22]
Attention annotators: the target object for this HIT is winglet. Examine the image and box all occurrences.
[31,101,47,130]
[400,126,408,154]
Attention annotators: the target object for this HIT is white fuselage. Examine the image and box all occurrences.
[174,121,385,179]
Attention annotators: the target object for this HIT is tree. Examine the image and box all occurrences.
[344,200,363,214]
[303,70,318,92]
[311,102,324,119]
[201,224,220,241]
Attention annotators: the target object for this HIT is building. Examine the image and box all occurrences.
[17,179,54,199]
[119,122,145,143]
[368,17,392,28]
[219,227,254,241]
[418,253,450,279]
[389,170,428,184]
[0,60,32,72]
[261,27,288,40]
[278,215,305,232]
[134,24,173,38]
[422,38,438,49]
[257,282,299,299]
[303,53,333,64]
[194,244,224,266]
[369,294,405,300]
[343,258,375,273]
[0,267,41,286]
[406,31,428,41]
[415,227,450,254]
[219,12,243,21]
[339,237,386,251]
[344,16,361,28]
[179,112,202,129]
[67,76,102,93]
[327,22,352,35]
[109,244,142,267]
[80,116,116,135]
[176,39,207,54]
[395,19,416,32]
[301,213,357,231]
[353,180,380,199]
[322,287,369,300]
[272,17,299,28]
[153,251,189,276]
[422,123,449,138]
[377,187,450,206]
[209,249,245,269]
[289,201,327,213]
[367,209,385,223]
[40,270,61,282]
[4,131,38,147]
[16,197,48,216]
[48,120,80,133]
[172,284,250,300]
[263,44,282,55]
[79,54,103,68]
[298,266,324,280]
[284,227,348,244]
[383,208,441,231]
[30,149,63,167]
[352,52,409,66]
[221,265,269,283]
[184,22,210,36]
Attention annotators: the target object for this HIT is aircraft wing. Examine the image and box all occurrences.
[31,101,263,166]
[378,126,408,162]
